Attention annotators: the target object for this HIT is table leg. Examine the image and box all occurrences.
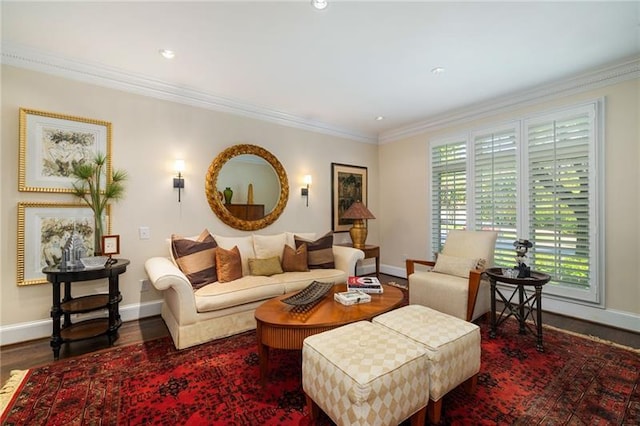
[257,322,269,385]
[535,285,544,352]
[50,280,62,360]
[518,285,526,334]
[489,278,497,338]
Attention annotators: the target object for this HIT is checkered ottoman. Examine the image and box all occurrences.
[302,321,430,426]
[373,305,481,424]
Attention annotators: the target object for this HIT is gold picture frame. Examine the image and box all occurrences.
[331,163,368,232]
[17,202,111,286]
[19,108,112,193]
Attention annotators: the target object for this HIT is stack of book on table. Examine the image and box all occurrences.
[334,290,371,306]
[347,276,384,294]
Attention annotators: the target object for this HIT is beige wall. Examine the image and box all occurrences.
[0,66,379,335]
[379,78,640,326]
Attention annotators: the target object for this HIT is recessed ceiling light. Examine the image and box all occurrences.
[159,49,175,59]
[311,0,328,10]
[431,67,445,75]
[375,116,384,121]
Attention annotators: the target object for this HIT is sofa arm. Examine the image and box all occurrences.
[332,245,365,275]
[144,257,199,325]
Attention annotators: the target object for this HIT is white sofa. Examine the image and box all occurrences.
[145,231,364,349]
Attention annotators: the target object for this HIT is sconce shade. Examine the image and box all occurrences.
[174,159,185,173]
[341,201,375,249]
[303,175,312,185]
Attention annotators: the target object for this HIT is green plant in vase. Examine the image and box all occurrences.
[71,153,127,256]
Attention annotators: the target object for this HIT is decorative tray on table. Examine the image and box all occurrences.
[281,281,334,306]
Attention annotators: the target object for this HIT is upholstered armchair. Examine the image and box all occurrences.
[406,230,498,322]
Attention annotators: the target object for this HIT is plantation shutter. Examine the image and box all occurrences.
[526,111,592,289]
[473,128,518,266]
[431,140,467,253]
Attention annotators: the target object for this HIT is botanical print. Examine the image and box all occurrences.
[40,217,94,267]
[41,128,95,178]
[337,171,363,226]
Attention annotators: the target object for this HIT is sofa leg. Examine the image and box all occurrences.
[428,398,443,424]
[463,373,478,394]
[410,405,427,426]
[306,393,320,424]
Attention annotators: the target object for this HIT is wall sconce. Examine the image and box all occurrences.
[173,159,185,202]
[301,175,312,207]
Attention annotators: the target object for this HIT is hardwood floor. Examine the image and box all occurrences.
[2,274,639,385]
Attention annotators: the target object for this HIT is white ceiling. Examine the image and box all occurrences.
[2,1,639,143]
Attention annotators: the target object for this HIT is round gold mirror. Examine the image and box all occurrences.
[205,144,289,231]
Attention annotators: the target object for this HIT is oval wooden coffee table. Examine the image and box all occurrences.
[255,283,404,384]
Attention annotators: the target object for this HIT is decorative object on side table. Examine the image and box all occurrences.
[341,200,376,249]
[223,187,233,204]
[513,239,533,278]
[71,153,127,255]
[102,234,120,265]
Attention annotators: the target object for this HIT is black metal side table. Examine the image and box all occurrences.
[485,267,551,352]
[42,259,129,359]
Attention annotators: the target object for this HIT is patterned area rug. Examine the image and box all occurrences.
[1,318,639,425]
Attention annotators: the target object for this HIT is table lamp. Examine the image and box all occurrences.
[341,201,376,249]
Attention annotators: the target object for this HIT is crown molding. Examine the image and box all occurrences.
[379,56,640,144]
[0,43,378,144]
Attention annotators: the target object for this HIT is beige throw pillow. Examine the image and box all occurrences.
[249,256,284,276]
[433,254,479,278]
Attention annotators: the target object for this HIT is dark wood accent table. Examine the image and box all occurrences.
[337,243,380,278]
[43,259,129,360]
[485,267,551,352]
[255,283,403,384]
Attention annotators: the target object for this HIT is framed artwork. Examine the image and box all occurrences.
[331,163,368,232]
[17,202,111,286]
[19,108,112,193]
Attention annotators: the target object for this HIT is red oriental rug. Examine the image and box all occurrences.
[1,318,639,425]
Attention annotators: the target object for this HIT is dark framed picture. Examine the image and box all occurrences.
[331,163,368,232]
[102,235,120,256]
[18,108,112,193]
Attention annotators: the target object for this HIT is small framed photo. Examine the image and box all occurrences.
[102,235,120,256]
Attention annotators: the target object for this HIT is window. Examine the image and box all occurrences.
[430,102,602,303]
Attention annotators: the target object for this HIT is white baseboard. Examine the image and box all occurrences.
[0,300,162,346]
[380,264,640,334]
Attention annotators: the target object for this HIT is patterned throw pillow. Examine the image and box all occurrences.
[248,256,284,276]
[216,246,243,283]
[295,232,334,269]
[171,229,217,289]
[281,244,309,272]
[433,254,479,278]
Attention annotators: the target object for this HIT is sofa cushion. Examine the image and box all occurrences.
[253,233,287,260]
[194,276,285,312]
[214,235,255,276]
[171,229,217,289]
[295,232,335,269]
[216,246,243,283]
[433,254,479,278]
[282,244,309,272]
[249,256,284,276]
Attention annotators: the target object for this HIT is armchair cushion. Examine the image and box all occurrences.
[433,254,481,278]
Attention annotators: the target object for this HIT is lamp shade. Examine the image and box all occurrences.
[341,201,375,220]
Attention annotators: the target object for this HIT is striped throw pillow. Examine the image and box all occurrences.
[295,232,334,269]
[171,229,218,289]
